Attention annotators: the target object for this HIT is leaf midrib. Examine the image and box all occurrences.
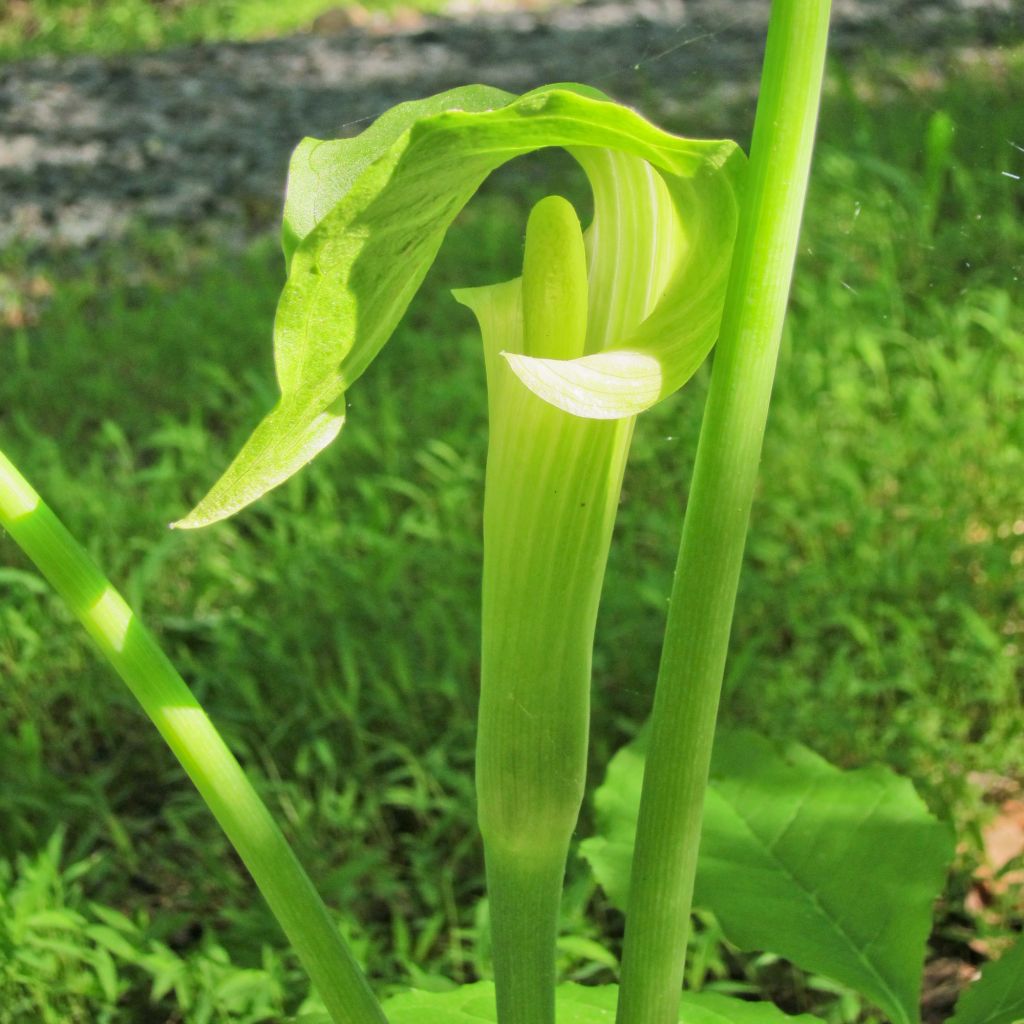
[709,779,910,1024]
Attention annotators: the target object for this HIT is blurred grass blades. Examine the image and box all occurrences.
[0,448,387,1024]
[0,0,466,61]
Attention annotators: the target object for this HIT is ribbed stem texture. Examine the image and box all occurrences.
[462,196,635,1024]
[615,4,833,1023]
[485,846,567,1024]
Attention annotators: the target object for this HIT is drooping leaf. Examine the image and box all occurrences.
[383,981,824,1024]
[581,730,955,1024]
[280,84,515,267]
[948,939,1024,1024]
[176,84,743,528]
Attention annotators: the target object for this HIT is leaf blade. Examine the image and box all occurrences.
[382,982,824,1024]
[948,940,1024,1024]
[581,730,954,1024]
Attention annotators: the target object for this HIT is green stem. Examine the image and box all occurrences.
[0,448,387,1024]
[485,846,565,1024]
[615,5,832,1023]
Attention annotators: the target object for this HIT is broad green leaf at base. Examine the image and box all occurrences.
[948,939,1024,1024]
[581,730,954,1024]
[383,982,825,1024]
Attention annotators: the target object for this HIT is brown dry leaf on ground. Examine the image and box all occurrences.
[0,271,54,328]
[922,958,981,1024]
[965,773,1024,957]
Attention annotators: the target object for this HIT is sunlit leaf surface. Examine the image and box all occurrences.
[581,731,954,1024]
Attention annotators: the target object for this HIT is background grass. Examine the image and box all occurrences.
[1,33,1023,1024]
[0,0,482,62]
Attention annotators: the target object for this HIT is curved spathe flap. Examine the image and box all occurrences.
[504,142,742,418]
[281,84,516,268]
[503,349,663,419]
[177,86,744,528]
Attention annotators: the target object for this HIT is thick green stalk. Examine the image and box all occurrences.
[615,4,832,1023]
[478,384,632,1024]
[0,448,387,1024]
[460,197,634,1024]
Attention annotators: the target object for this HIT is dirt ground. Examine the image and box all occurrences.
[0,0,1020,247]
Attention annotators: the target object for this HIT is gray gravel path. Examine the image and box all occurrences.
[0,0,1020,247]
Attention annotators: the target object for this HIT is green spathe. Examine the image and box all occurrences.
[175,84,743,528]
[582,730,955,1024]
[452,107,740,1019]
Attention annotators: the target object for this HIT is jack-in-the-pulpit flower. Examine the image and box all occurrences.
[174,82,744,1024]
[173,84,743,528]
[13,15,964,1024]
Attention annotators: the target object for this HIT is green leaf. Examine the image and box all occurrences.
[383,982,824,1024]
[91,946,121,1004]
[385,982,496,1023]
[177,84,743,528]
[85,923,141,961]
[581,730,954,1024]
[948,939,1024,1024]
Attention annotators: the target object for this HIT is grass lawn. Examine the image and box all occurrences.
[0,0,516,62]
[0,42,1022,1024]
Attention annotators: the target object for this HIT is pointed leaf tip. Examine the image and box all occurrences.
[173,399,346,529]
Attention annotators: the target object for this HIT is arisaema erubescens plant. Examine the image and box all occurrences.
[168,77,746,1024]
[3,5,1024,1024]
